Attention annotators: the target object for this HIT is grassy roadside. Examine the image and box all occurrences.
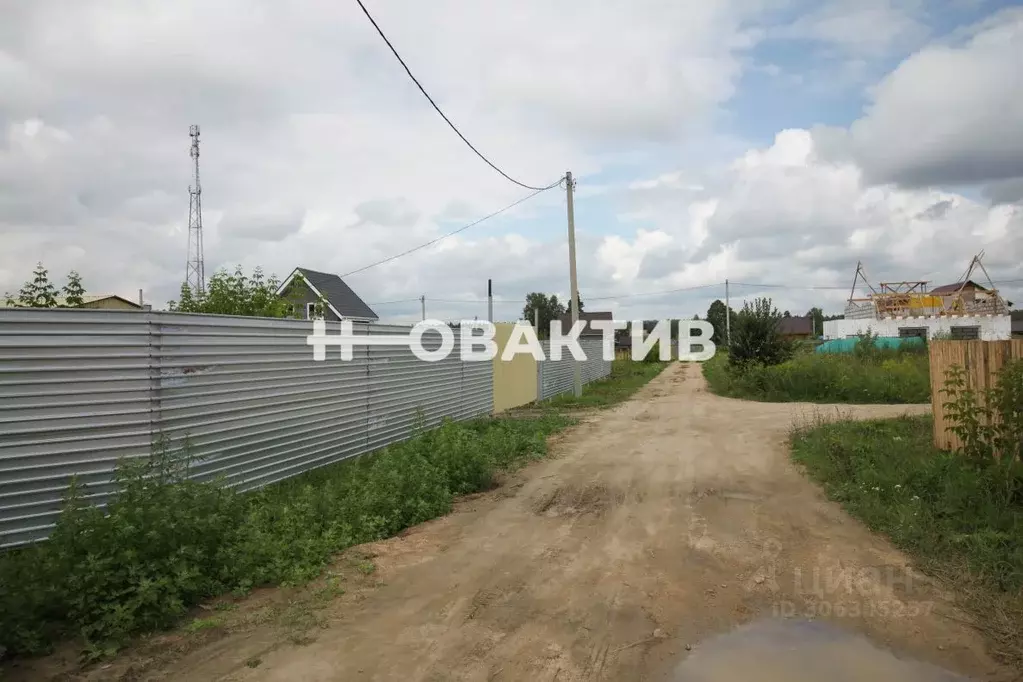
[702,350,930,404]
[0,359,666,665]
[791,415,1023,667]
[543,359,669,409]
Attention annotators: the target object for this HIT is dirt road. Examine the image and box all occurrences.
[130,364,1012,680]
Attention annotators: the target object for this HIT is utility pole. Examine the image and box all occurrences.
[487,279,493,322]
[420,295,425,321]
[185,125,205,297]
[566,171,582,397]
[534,306,540,335]
[725,279,731,348]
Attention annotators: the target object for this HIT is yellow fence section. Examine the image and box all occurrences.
[929,339,1023,450]
[492,323,538,413]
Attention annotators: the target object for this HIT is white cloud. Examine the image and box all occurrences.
[1,1,1020,324]
[602,128,1022,316]
[822,7,1023,188]
[773,0,930,56]
[0,0,774,307]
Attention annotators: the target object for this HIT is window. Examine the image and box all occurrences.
[950,326,980,340]
[898,327,927,339]
[306,302,317,320]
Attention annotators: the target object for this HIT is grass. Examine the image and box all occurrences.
[792,415,1023,667]
[544,358,669,409]
[0,358,667,663]
[702,348,930,404]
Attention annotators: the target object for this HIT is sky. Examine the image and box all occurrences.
[1,0,1021,324]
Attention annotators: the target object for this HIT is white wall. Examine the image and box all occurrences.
[823,316,1011,341]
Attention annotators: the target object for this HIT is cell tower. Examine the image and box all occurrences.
[185,124,205,297]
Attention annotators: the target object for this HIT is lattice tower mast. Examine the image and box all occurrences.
[185,124,205,296]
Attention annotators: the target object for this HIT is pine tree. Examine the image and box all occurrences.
[61,270,86,307]
[169,282,199,312]
[17,263,58,308]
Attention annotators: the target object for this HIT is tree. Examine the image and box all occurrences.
[61,270,86,308]
[729,296,793,368]
[806,307,823,337]
[5,264,90,308]
[168,266,316,318]
[522,293,567,340]
[17,262,58,308]
[705,299,737,346]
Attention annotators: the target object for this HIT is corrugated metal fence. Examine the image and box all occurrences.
[0,309,492,547]
[537,338,612,400]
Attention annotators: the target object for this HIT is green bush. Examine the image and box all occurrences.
[728,297,793,368]
[0,415,570,659]
[702,348,930,403]
[942,359,1023,468]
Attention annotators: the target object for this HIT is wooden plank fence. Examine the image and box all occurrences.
[929,339,1023,451]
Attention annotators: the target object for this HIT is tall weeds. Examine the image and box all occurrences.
[0,414,570,659]
[942,360,1023,504]
[702,346,930,404]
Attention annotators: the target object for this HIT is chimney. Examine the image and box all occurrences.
[138,289,144,306]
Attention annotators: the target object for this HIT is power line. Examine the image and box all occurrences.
[730,281,849,291]
[372,276,1023,309]
[587,283,723,301]
[353,0,559,192]
[367,298,422,306]
[341,186,555,278]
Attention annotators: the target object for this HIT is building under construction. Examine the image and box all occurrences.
[825,253,1013,341]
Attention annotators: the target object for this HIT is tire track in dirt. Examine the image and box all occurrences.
[92,363,1017,681]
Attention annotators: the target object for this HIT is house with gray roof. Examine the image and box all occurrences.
[275,267,378,322]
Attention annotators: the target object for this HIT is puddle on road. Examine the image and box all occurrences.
[670,618,969,682]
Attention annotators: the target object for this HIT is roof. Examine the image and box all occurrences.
[1,294,141,309]
[558,311,613,337]
[277,268,378,321]
[77,294,142,308]
[779,316,814,335]
[930,280,989,295]
[1013,320,1023,334]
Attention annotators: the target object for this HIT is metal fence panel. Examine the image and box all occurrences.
[0,310,154,547]
[152,313,375,492]
[0,309,493,547]
[537,338,612,400]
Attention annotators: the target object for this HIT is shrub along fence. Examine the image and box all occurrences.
[0,309,494,547]
[929,339,1023,451]
[0,311,617,548]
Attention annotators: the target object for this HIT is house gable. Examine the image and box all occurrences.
[276,268,378,321]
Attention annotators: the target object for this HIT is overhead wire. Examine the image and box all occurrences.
[730,281,851,291]
[340,185,556,278]
[366,298,422,306]
[353,0,560,192]
[586,283,724,301]
[372,274,1023,310]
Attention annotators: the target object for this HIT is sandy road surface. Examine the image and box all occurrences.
[138,364,1010,680]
